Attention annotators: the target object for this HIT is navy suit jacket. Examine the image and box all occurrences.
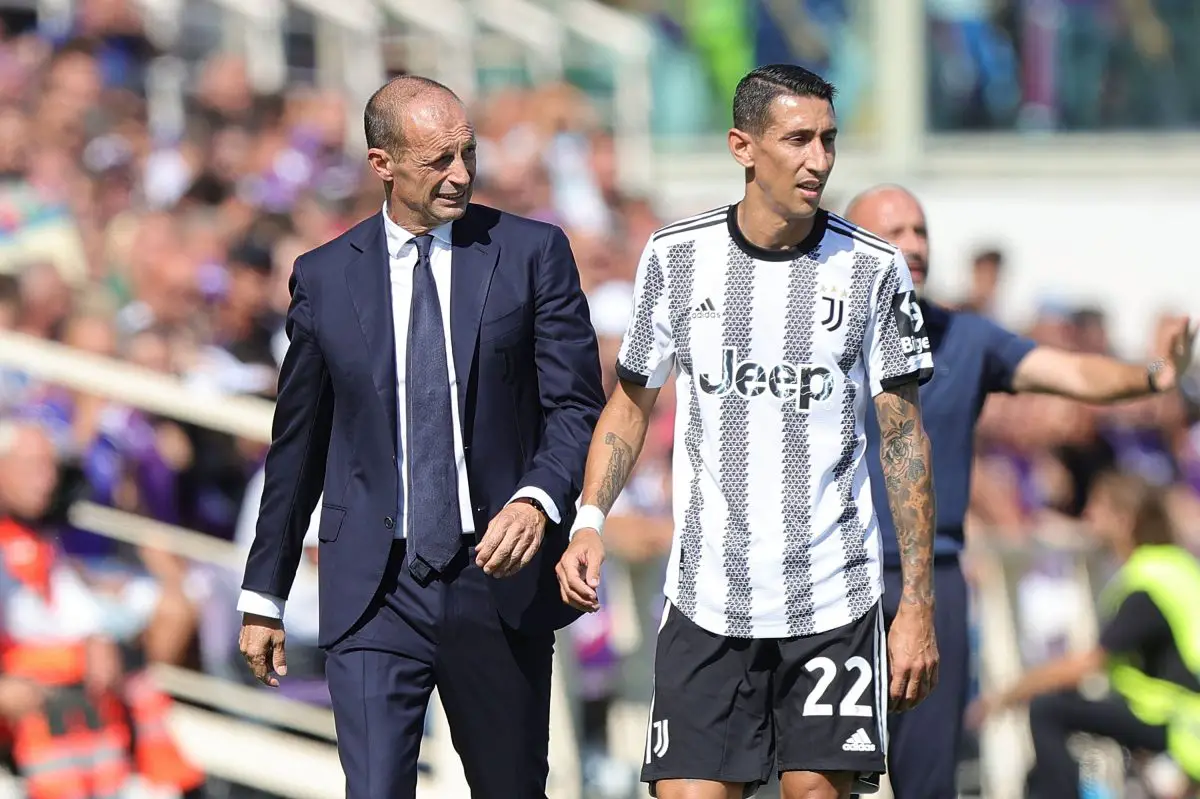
[241,204,605,647]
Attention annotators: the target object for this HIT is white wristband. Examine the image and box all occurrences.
[570,504,606,541]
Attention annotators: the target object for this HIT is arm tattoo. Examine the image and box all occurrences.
[595,432,635,513]
[875,381,937,607]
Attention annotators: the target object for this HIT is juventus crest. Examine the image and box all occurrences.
[818,284,849,332]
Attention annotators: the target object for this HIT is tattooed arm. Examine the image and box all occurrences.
[580,379,662,513]
[557,378,660,611]
[874,379,936,607]
[874,378,940,711]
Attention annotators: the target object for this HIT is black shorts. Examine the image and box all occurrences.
[641,601,887,796]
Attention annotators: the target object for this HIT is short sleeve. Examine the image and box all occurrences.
[865,252,934,397]
[980,318,1037,394]
[615,240,676,389]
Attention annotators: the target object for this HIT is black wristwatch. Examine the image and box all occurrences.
[511,496,548,519]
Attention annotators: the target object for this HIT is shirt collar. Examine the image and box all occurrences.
[381,204,454,260]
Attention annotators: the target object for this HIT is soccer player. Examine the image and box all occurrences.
[556,65,940,799]
[844,184,1196,799]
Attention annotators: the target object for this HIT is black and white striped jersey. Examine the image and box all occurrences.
[616,204,933,638]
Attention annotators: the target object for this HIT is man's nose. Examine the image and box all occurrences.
[447,156,472,187]
[808,142,833,175]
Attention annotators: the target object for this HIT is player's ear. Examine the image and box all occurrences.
[727,128,755,170]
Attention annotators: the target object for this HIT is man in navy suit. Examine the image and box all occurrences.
[237,75,606,798]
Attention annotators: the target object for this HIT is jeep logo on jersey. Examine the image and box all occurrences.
[892,291,930,356]
[699,347,834,411]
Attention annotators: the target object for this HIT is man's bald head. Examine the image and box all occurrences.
[844,184,931,289]
[364,74,476,234]
[364,75,461,155]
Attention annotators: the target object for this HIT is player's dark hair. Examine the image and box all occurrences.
[732,65,836,136]
[364,74,458,155]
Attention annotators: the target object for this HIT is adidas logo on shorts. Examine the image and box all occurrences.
[841,728,876,752]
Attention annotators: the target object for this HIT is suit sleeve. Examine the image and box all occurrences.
[239,257,334,610]
[513,226,606,525]
[865,252,934,396]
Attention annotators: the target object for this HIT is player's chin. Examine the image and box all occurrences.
[789,188,825,216]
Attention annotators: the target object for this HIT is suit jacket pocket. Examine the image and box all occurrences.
[317,504,346,542]
[481,302,529,346]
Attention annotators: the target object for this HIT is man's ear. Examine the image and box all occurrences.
[727,128,756,170]
[367,148,396,183]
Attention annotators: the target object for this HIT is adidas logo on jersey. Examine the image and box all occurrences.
[841,728,876,752]
[692,298,721,319]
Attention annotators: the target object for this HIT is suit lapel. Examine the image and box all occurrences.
[345,214,399,451]
[450,212,500,423]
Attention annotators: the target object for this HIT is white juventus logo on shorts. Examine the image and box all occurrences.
[651,719,670,759]
[842,728,875,752]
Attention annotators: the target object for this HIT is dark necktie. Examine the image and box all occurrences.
[405,234,461,580]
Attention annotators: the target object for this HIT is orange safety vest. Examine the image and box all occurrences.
[0,519,204,796]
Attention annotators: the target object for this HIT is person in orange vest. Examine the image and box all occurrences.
[0,419,205,798]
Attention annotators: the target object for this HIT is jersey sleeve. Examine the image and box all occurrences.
[980,318,1037,394]
[615,240,676,389]
[865,252,934,396]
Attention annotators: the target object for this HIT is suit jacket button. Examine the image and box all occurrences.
[384,516,395,529]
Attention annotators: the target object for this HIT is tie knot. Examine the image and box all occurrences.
[412,234,434,263]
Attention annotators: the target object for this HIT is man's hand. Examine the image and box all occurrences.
[556,529,605,612]
[887,605,939,712]
[240,613,287,687]
[0,677,45,722]
[476,501,546,577]
[1153,316,1196,392]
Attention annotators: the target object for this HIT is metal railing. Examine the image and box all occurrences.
[0,330,581,799]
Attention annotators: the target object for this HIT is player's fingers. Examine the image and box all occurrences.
[584,547,604,588]
[905,664,926,707]
[563,560,598,611]
[889,664,911,710]
[556,563,572,605]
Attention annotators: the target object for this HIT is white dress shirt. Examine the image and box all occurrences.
[237,208,560,620]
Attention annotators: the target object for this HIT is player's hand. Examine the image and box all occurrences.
[556,528,605,612]
[477,501,546,577]
[240,614,287,687]
[887,604,939,712]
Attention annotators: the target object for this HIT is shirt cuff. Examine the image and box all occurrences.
[509,486,562,525]
[238,589,286,620]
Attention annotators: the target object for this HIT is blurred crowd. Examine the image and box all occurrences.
[0,1,1197,798]
[618,0,1200,136]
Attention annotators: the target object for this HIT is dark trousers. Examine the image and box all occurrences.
[882,559,971,799]
[323,540,555,799]
[1027,690,1167,799]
